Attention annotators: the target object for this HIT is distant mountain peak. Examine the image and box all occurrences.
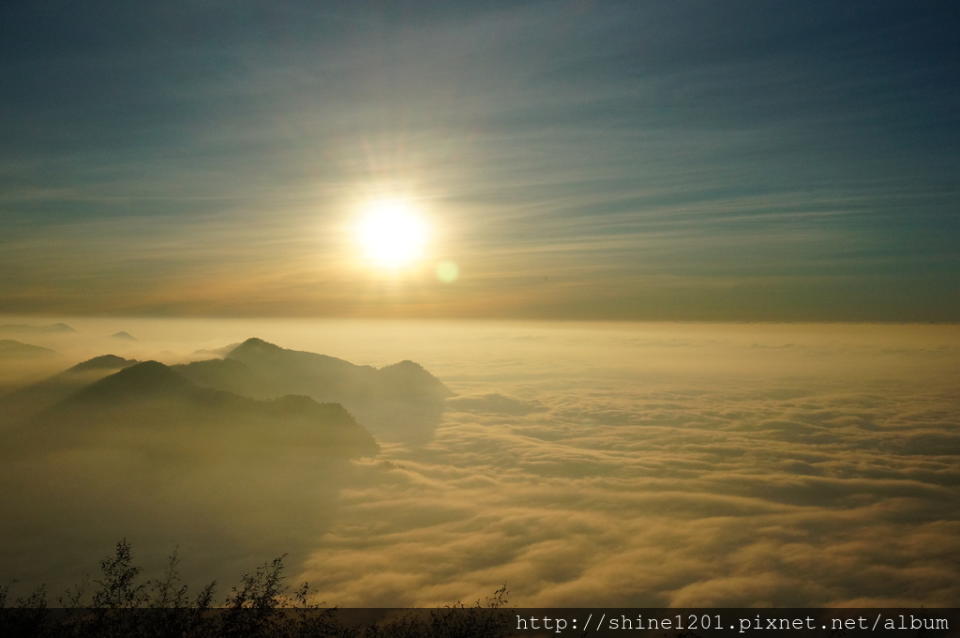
[27,357,378,458]
[382,359,425,371]
[227,338,354,368]
[110,331,137,341]
[67,360,192,404]
[114,360,181,380]
[378,359,453,397]
[231,337,284,354]
[212,337,450,441]
[68,354,139,373]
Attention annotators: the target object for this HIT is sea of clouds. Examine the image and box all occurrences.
[292,321,960,607]
[1,319,957,607]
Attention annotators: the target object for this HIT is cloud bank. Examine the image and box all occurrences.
[0,319,957,607]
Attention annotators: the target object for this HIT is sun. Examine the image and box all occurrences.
[353,197,430,269]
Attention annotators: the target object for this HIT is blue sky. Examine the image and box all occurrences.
[1,1,958,319]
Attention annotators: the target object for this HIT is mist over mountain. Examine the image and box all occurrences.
[63,360,193,404]
[0,319,957,606]
[0,354,139,426]
[5,0,957,609]
[192,342,242,358]
[0,348,384,591]
[19,360,378,459]
[1,339,431,456]
[176,337,452,442]
[173,357,261,397]
[0,339,57,359]
[0,323,76,335]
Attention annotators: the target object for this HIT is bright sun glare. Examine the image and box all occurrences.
[354,197,429,269]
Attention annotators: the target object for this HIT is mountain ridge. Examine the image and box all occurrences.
[5,337,449,445]
[0,339,58,358]
[211,337,451,442]
[24,359,378,458]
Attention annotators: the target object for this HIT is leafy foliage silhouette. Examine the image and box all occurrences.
[0,541,514,637]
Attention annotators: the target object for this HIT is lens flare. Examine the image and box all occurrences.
[436,260,459,283]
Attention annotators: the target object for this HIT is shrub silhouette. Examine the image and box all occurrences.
[92,539,147,608]
[0,540,513,638]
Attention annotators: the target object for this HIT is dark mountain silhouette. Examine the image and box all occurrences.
[0,354,139,426]
[25,361,378,458]
[64,360,192,404]
[1,359,381,587]
[0,339,57,358]
[110,330,137,341]
[4,338,450,445]
[68,354,139,373]
[225,338,377,398]
[175,337,452,442]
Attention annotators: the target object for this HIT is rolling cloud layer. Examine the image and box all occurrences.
[0,319,957,606]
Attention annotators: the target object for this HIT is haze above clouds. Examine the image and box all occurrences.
[2,0,957,612]
[1,318,957,606]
